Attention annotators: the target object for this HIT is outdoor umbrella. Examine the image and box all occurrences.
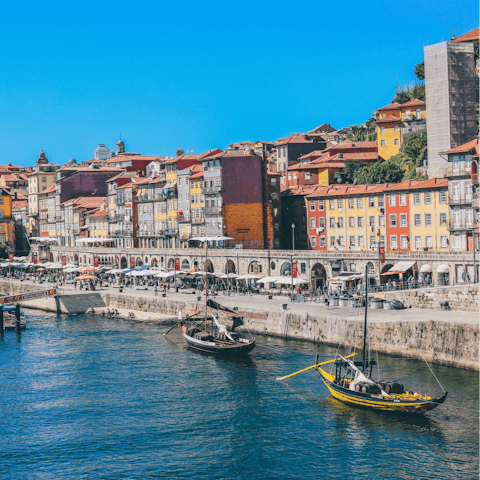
[63,263,77,269]
[80,266,96,273]
[74,274,97,280]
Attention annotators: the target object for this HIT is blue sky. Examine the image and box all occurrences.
[0,0,477,166]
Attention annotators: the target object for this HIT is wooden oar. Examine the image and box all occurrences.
[276,353,357,381]
[163,310,199,336]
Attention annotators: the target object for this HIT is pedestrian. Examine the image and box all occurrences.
[461,270,466,283]
[154,284,157,296]
[324,297,329,309]
[466,271,471,283]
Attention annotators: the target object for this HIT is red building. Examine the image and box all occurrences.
[306,186,330,250]
[384,185,410,252]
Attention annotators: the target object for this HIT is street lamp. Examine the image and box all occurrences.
[291,223,295,251]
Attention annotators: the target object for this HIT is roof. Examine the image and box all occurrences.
[330,141,377,150]
[384,178,448,192]
[88,209,109,218]
[106,171,142,183]
[306,183,392,199]
[104,155,161,164]
[12,200,28,209]
[376,115,401,124]
[282,185,329,196]
[377,102,402,111]
[440,139,478,155]
[61,196,107,208]
[399,99,426,108]
[199,148,223,160]
[38,185,56,195]
[307,123,337,134]
[451,28,479,42]
[118,177,152,190]
[189,164,204,179]
[164,153,201,164]
[276,133,316,146]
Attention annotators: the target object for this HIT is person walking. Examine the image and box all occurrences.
[154,284,158,296]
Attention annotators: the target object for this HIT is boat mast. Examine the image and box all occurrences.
[205,240,208,332]
[362,263,368,371]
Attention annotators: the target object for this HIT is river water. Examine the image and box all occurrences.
[0,312,478,479]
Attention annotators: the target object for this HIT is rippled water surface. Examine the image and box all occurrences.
[0,312,478,479]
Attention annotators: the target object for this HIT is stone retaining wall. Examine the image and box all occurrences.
[379,285,478,311]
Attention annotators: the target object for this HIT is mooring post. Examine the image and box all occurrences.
[0,305,4,335]
[15,303,20,333]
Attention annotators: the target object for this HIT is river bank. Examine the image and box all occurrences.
[0,279,477,370]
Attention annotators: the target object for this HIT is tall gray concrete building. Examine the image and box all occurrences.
[424,39,476,178]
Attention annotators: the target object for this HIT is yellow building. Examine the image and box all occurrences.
[189,166,205,238]
[376,99,427,160]
[323,185,387,252]
[86,205,109,238]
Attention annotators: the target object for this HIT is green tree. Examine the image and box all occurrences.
[342,159,362,184]
[393,91,410,104]
[402,130,427,167]
[414,61,425,81]
[356,159,404,184]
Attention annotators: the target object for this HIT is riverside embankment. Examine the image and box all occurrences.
[0,279,478,370]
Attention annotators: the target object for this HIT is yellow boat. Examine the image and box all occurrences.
[316,354,447,414]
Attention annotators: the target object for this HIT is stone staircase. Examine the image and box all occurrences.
[58,293,106,314]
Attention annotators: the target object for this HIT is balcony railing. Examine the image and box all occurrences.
[204,205,222,214]
[137,193,167,202]
[448,195,473,205]
[192,217,205,224]
[444,164,473,177]
[202,185,222,194]
[165,228,178,236]
[448,220,474,231]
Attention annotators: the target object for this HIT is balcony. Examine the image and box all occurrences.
[448,220,474,231]
[138,230,155,237]
[202,185,222,194]
[137,193,167,202]
[192,216,205,224]
[444,164,473,178]
[164,228,178,236]
[177,213,190,222]
[55,214,64,221]
[472,194,480,210]
[204,205,222,215]
[448,195,473,205]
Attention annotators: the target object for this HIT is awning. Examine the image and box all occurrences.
[381,271,402,276]
[437,264,450,273]
[388,261,416,273]
[419,264,432,273]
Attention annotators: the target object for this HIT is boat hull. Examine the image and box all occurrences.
[184,332,255,357]
[318,368,447,414]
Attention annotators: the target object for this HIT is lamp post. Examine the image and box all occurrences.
[291,223,295,251]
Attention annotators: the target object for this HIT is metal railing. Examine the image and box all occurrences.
[444,164,473,177]
[448,220,474,230]
[204,205,222,214]
[202,185,222,194]
[448,195,473,205]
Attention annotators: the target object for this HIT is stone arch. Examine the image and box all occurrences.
[181,258,190,270]
[280,261,291,276]
[347,262,356,272]
[74,254,78,263]
[380,263,394,283]
[248,261,263,275]
[135,257,143,267]
[225,260,236,274]
[311,263,327,289]
[205,259,214,273]
[151,257,158,267]
[120,256,128,269]
[167,258,175,270]
[145,256,149,264]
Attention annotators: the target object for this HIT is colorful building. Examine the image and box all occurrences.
[375,99,427,160]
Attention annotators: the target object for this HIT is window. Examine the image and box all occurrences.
[329,199,335,211]
[394,139,399,145]
[379,235,385,246]
[401,235,408,249]
[338,236,344,246]
[414,213,421,226]
[320,236,325,247]
[330,236,336,246]
[271,177,277,186]
[380,127,385,133]
[319,217,325,228]
[311,236,317,247]
[466,182,473,200]
[439,212,447,226]
[425,235,433,248]
[42,176,47,183]
[329,217,335,228]
[293,174,297,181]
[310,218,316,229]
[305,172,311,180]
[369,216,375,227]
[309,201,316,211]
[381,140,386,146]
[287,174,291,181]
[453,234,461,247]
[467,209,474,227]
[337,199,343,212]
[389,194,396,206]
[348,198,354,209]
[369,197,375,207]
[424,192,431,204]
[413,192,420,205]
[337,217,344,228]
[400,213,407,227]
[399,193,407,206]
[358,236,364,247]
[319,200,324,211]
[370,236,376,247]
[390,236,398,249]
[394,125,399,132]
[349,216,355,228]
[416,108,422,119]
[389,214,397,227]
[357,217,363,227]
[356,197,362,209]
[415,236,422,248]
[349,236,355,247]
[424,213,432,227]
[378,196,384,207]
[382,113,386,118]
[301,263,306,274]
[440,235,448,248]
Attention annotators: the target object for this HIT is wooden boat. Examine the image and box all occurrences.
[181,311,255,357]
[278,265,447,415]
[314,265,448,414]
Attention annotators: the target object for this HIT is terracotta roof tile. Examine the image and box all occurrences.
[377,102,402,111]
[384,178,448,192]
[330,141,377,150]
[376,115,401,124]
[440,139,478,154]
[399,99,426,108]
[451,28,479,42]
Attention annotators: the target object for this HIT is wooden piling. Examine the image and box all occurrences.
[0,305,4,335]
[15,304,20,333]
